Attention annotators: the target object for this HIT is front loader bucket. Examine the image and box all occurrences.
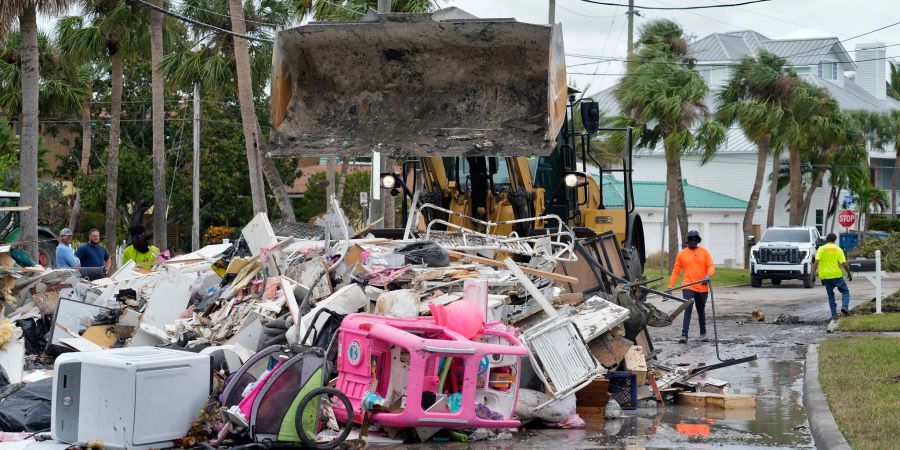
[269,7,567,157]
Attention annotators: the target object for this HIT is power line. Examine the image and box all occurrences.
[779,18,900,60]
[556,4,622,18]
[580,0,772,10]
[128,0,273,43]
[167,0,278,28]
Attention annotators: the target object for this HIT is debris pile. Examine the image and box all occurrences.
[0,203,753,448]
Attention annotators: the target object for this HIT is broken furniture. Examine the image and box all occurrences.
[333,313,528,429]
[52,347,211,450]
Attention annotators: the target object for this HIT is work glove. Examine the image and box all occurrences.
[847,272,853,282]
[258,313,293,349]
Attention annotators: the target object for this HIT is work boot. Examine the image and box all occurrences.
[826,320,838,333]
[699,333,708,342]
[841,308,850,317]
[678,335,687,344]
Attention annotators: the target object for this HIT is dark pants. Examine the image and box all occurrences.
[682,289,708,337]
[823,277,850,319]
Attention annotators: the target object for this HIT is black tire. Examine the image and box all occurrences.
[751,276,762,288]
[803,275,814,289]
[771,279,782,286]
[38,239,55,268]
[295,386,354,450]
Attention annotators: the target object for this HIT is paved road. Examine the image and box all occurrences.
[649,273,900,324]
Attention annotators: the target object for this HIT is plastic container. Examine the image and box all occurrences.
[606,371,637,410]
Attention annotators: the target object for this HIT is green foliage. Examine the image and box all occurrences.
[869,216,900,233]
[849,232,900,271]
[37,180,69,231]
[889,62,900,101]
[298,170,371,229]
[838,313,900,331]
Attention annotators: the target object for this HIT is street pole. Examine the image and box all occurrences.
[626,0,635,58]
[192,83,200,252]
[549,0,555,24]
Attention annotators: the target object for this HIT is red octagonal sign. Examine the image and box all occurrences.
[838,209,856,228]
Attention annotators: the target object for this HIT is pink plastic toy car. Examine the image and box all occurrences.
[334,313,527,429]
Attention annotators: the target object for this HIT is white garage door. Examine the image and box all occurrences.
[708,223,738,265]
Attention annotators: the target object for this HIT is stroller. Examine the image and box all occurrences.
[221,308,352,449]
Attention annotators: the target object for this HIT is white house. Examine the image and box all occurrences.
[594,30,900,262]
[600,176,750,266]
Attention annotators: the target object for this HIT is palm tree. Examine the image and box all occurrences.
[150,0,167,247]
[853,181,889,232]
[888,62,900,101]
[58,1,147,257]
[874,109,900,217]
[613,19,725,262]
[0,0,73,259]
[784,80,841,225]
[716,50,798,262]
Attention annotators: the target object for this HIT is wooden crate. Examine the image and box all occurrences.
[575,377,610,407]
[677,392,756,409]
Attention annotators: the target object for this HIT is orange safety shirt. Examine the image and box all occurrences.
[668,246,716,293]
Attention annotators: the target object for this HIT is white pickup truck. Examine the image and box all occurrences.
[749,227,825,288]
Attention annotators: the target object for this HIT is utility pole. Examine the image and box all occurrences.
[192,84,200,252]
[549,0,555,24]
[626,0,635,58]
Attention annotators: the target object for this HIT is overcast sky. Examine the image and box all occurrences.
[445,0,900,94]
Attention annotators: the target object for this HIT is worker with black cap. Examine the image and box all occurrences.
[668,229,716,343]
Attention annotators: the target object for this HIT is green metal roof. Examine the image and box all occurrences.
[597,175,750,209]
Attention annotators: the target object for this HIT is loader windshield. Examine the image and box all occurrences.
[443,157,512,191]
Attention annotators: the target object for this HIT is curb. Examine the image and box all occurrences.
[803,344,851,450]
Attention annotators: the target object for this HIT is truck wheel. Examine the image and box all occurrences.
[771,279,782,286]
[751,276,762,288]
[803,275,814,289]
[38,239,55,268]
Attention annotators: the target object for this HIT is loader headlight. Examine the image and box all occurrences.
[564,173,579,188]
[380,173,397,189]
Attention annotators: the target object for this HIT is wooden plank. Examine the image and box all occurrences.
[623,345,648,385]
[447,250,577,284]
[677,392,756,409]
[575,377,609,407]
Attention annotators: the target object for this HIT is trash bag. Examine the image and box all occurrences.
[394,241,448,267]
[15,317,51,356]
[0,378,52,432]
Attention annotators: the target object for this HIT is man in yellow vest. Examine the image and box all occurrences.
[811,233,853,321]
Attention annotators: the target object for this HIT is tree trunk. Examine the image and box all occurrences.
[672,154,689,243]
[743,136,769,268]
[254,123,295,221]
[336,156,350,202]
[800,170,826,226]
[229,0,266,214]
[767,154,781,228]
[788,147,802,226]
[104,51,124,264]
[150,0,168,249]
[384,158,396,227]
[664,148,680,267]
[892,151,899,217]
[18,6,39,260]
[69,86,92,232]
[326,156,335,212]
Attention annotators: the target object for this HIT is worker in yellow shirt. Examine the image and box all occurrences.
[669,230,715,344]
[811,233,853,321]
[122,225,160,270]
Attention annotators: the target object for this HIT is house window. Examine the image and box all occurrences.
[700,69,712,83]
[815,209,824,235]
[818,61,838,80]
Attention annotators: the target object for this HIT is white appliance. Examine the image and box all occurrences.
[51,347,211,450]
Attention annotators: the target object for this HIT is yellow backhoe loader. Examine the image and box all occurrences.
[269,7,645,278]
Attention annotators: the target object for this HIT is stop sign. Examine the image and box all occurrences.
[838,209,856,228]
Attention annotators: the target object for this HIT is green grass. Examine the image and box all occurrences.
[819,337,900,450]
[838,313,900,332]
[642,266,749,287]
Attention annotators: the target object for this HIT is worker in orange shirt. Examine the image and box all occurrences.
[669,230,716,344]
